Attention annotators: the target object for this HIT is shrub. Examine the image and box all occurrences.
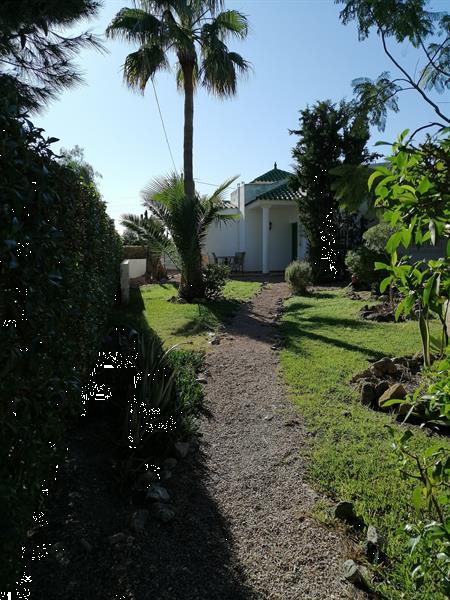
[202,263,230,300]
[285,260,312,294]
[0,102,121,588]
[345,223,397,289]
[345,246,380,287]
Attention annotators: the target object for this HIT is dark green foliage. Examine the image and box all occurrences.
[0,0,102,111]
[0,102,121,588]
[202,263,230,300]
[345,223,395,287]
[285,260,312,294]
[290,99,373,282]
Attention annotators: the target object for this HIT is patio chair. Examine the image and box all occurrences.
[211,252,218,264]
[232,252,245,273]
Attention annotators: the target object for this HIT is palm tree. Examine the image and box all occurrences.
[121,211,171,280]
[137,172,237,301]
[106,0,249,199]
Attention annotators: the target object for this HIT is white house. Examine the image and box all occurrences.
[204,163,306,273]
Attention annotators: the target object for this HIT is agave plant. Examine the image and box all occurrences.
[124,333,177,455]
[138,172,238,301]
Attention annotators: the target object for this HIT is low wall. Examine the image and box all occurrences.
[128,258,146,278]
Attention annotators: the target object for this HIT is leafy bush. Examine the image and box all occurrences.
[388,427,450,596]
[202,263,230,300]
[285,260,312,294]
[0,102,121,587]
[345,246,380,287]
[345,223,396,288]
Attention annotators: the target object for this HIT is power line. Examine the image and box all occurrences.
[151,79,178,173]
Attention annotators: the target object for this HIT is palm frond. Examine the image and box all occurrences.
[123,44,169,91]
[106,8,161,44]
[210,10,249,40]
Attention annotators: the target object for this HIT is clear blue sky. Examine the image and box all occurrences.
[35,0,450,231]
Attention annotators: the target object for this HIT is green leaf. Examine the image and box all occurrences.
[380,276,391,293]
[374,261,390,272]
[417,177,432,195]
[395,299,405,321]
[368,170,384,191]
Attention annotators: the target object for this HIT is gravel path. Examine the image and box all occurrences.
[199,281,363,599]
[24,282,365,600]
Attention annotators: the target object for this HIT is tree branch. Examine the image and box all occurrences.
[380,30,450,124]
[417,35,450,86]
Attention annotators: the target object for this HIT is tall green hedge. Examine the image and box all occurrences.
[0,102,122,587]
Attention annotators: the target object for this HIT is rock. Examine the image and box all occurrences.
[80,538,92,553]
[108,532,127,545]
[196,374,208,384]
[136,470,159,488]
[351,368,373,382]
[374,380,390,398]
[177,297,187,304]
[360,382,376,406]
[146,483,170,503]
[365,525,384,563]
[378,295,389,302]
[209,337,220,345]
[371,357,397,376]
[334,501,356,522]
[392,356,408,367]
[264,414,274,421]
[163,457,178,470]
[343,559,370,588]
[130,509,149,534]
[174,441,190,459]
[153,502,175,523]
[378,383,406,409]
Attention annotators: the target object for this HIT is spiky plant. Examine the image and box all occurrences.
[138,172,237,300]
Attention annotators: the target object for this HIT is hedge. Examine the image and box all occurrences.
[0,101,122,588]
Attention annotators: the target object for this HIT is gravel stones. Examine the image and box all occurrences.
[130,509,150,534]
[174,441,190,459]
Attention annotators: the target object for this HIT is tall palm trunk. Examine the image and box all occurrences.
[182,60,195,200]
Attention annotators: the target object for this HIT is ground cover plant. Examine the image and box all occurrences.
[110,279,261,351]
[279,289,449,598]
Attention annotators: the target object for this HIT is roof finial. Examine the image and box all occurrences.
[274,161,277,169]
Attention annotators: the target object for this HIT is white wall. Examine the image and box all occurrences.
[203,209,240,259]
[245,208,262,271]
[128,258,146,278]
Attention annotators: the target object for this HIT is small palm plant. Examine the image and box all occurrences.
[121,211,170,280]
[132,172,237,301]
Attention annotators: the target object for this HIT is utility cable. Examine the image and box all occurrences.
[151,79,178,173]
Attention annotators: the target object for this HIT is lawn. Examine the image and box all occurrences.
[279,289,449,599]
[111,279,261,350]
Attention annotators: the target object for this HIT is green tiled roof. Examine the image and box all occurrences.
[246,181,300,206]
[250,162,292,183]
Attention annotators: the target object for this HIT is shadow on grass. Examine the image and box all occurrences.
[281,320,387,361]
[25,288,258,600]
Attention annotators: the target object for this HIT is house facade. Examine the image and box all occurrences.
[204,164,307,273]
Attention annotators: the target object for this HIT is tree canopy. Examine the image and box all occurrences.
[290,99,373,282]
[0,0,102,111]
[336,0,450,132]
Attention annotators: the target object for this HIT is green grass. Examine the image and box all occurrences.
[112,279,261,350]
[279,289,449,599]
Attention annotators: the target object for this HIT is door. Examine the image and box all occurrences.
[291,222,298,261]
